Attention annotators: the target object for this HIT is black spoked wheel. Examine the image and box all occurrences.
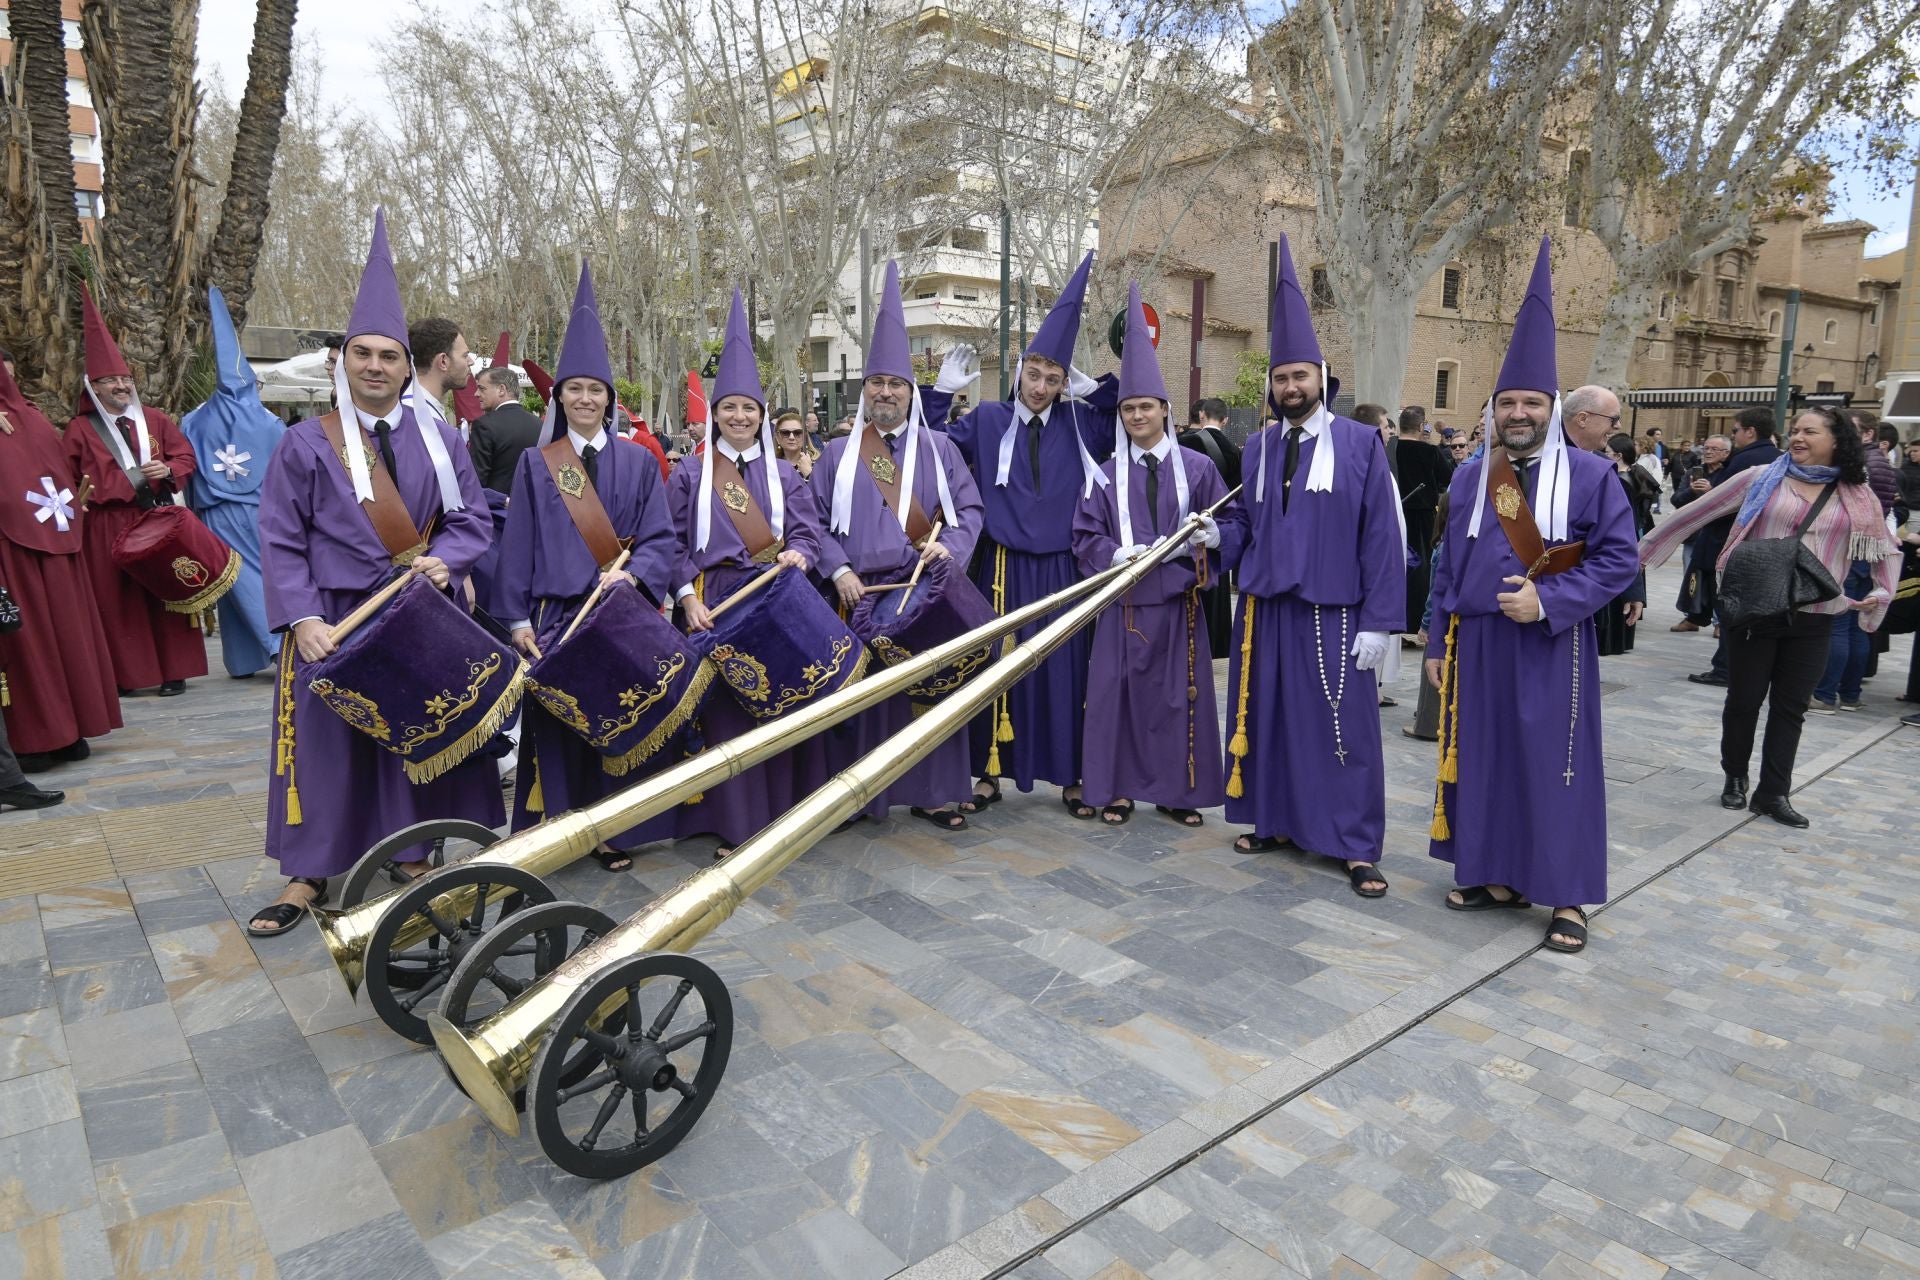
[530,952,732,1179]
[337,818,501,909]
[363,863,553,1044]
[439,900,621,1109]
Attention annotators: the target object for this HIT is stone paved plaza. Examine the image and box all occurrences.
[2,559,1917,1280]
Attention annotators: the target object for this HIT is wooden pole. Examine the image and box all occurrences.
[707,562,785,622]
[553,548,634,650]
[327,568,419,647]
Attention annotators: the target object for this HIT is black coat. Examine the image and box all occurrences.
[468,403,544,494]
[1392,436,1448,511]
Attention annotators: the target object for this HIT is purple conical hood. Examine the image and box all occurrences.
[1115,282,1168,405]
[1268,232,1330,373]
[864,260,912,381]
[712,287,763,408]
[1495,237,1559,397]
[553,259,615,392]
[1025,251,1092,371]
[345,208,409,348]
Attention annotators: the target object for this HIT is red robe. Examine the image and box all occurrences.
[64,405,209,689]
[0,409,122,752]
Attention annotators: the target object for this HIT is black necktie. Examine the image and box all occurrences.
[885,432,902,456]
[1281,427,1305,511]
[373,420,398,484]
[1026,417,1042,489]
[582,442,599,489]
[1512,456,1534,497]
[1142,454,1160,533]
[115,415,137,456]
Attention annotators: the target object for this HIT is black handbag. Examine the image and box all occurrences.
[0,585,19,634]
[1716,484,1840,629]
[1883,544,1920,635]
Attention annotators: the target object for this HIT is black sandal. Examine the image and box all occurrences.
[590,847,633,872]
[246,877,329,938]
[1100,801,1133,825]
[1346,862,1389,899]
[1062,793,1097,820]
[713,845,733,862]
[960,781,1001,814]
[1445,885,1531,911]
[1543,908,1588,953]
[1155,805,1204,827]
[909,806,968,831]
[1233,833,1292,853]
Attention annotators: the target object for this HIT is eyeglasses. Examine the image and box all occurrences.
[776,429,802,437]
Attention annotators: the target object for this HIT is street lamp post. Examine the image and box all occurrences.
[1772,288,1800,425]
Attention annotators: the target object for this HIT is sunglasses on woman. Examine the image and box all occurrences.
[777,428,803,437]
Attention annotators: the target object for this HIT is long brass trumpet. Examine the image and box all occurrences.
[314,552,1137,1004]
[428,495,1234,1166]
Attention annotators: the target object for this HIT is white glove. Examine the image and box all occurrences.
[1187,514,1220,551]
[934,345,979,394]
[1110,544,1149,568]
[1350,631,1390,673]
[1068,365,1100,398]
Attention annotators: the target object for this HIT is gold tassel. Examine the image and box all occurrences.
[275,635,303,825]
[526,753,544,812]
[1429,614,1459,839]
[1226,598,1255,798]
[986,544,1011,778]
[0,672,9,709]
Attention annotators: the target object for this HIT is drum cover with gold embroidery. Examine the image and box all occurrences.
[306,574,528,783]
[849,557,999,704]
[525,583,714,775]
[108,504,241,614]
[690,567,868,720]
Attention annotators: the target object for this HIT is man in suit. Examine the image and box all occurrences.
[1394,405,1449,632]
[1178,396,1245,658]
[468,366,542,494]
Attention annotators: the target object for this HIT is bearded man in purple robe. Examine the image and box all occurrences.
[1423,239,1638,954]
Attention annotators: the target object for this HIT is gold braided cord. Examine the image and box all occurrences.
[1225,596,1254,799]
[985,543,1013,777]
[1430,613,1460,840]
[274,633,303,825]
[401,667,528,784]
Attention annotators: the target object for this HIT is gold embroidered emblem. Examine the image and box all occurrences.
[556,464,587,498]
[710,635,866,720]
[309,680,392,741]
[722,482,750,513]
[867,452,898,485]
[171,556,209,587]
[1493,483,1522,520]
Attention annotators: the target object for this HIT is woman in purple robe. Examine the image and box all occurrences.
[497,262,678,867]
[668,290,823,857]
[1072,284,1229,826]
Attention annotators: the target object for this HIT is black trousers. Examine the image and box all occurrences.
[1720,612,1834,799]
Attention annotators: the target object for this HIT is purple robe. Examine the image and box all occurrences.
[923,381,1117,789]
[496,438,678,849]
[1423,449,1638,904]
[665,450,825,846]
[259,408,503,879]
[811,427,984,816]
[1219,416,1404,862]
[1072,445,1227,811]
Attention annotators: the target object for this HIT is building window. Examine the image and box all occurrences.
[1563,150,1590,227]
[1766,310,1780,335]
[1869,303,1879,326]
[1441,266,1461,310]
[809,340,830,373]
[950,227,987,252]
[913,289,938,301]
[73,191,100,219]
[63,20,84,49]
[1816,380,1835,394]
[842,303,856,317]
[1823,319,1838,343]
[1716,280,1734,320]
[1658,293,1672,320]
[66,77,93,108]
[1434,363,1457,410]
[811,300,828,316]
[953,287,979,302]
[1309,267,1334,308]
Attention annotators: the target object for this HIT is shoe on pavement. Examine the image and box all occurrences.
[1720,774,1747,810]
[0,783,64,811]
[1670,621,1700,632]
[1902,711,1920,728]
[1838,700,1862,712]
[1687,671,1729,687]
[1808,699,1836,715]
[1749,794,1809,829]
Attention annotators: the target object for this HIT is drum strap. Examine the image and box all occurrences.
[538,438,625,569]
[862,434,933,543]
[1486,447,1585,579]
[85,411,161,509]
[707,451,781,563]
[320,412,428,565]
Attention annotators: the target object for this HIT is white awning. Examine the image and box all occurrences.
[1624,385,1779,408]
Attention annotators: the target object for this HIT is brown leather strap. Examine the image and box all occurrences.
[538,437,625,568]
[319,412,427,563]
[1486,448,1585,579]
[861,433,933,543]
[708,450,780,561]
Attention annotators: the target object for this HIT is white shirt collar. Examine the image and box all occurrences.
[1130,435,1174,464]
[1282,403,1328,439]
[352,402,406,433]
[1020,400,1053,429]
[717,438,762,464]
[568,427,608,453]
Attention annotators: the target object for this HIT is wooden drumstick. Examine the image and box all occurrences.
[707,561,785,623]
[327,567,420,646]
[74,474,94,508]
[897,518,944,611]
[555,548,633,649]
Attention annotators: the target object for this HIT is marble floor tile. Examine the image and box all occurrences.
[424,1197,605,1279]
[237,1124,403,1255]
[272,1208,438,1280]
[744,1206,904,1280]
[203,1052,353,1159]
[92,1130,242,1229]
[0,1202,113,1279]
[0,1065,79,1140]
[52,955,169,1024]
[0,1005,68,1083]
[75,1060,220,1163]
[0,1117,95,1232]
[370,1111,538,1241]
[62,999,191,1088]
[595,1211,763,1280]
